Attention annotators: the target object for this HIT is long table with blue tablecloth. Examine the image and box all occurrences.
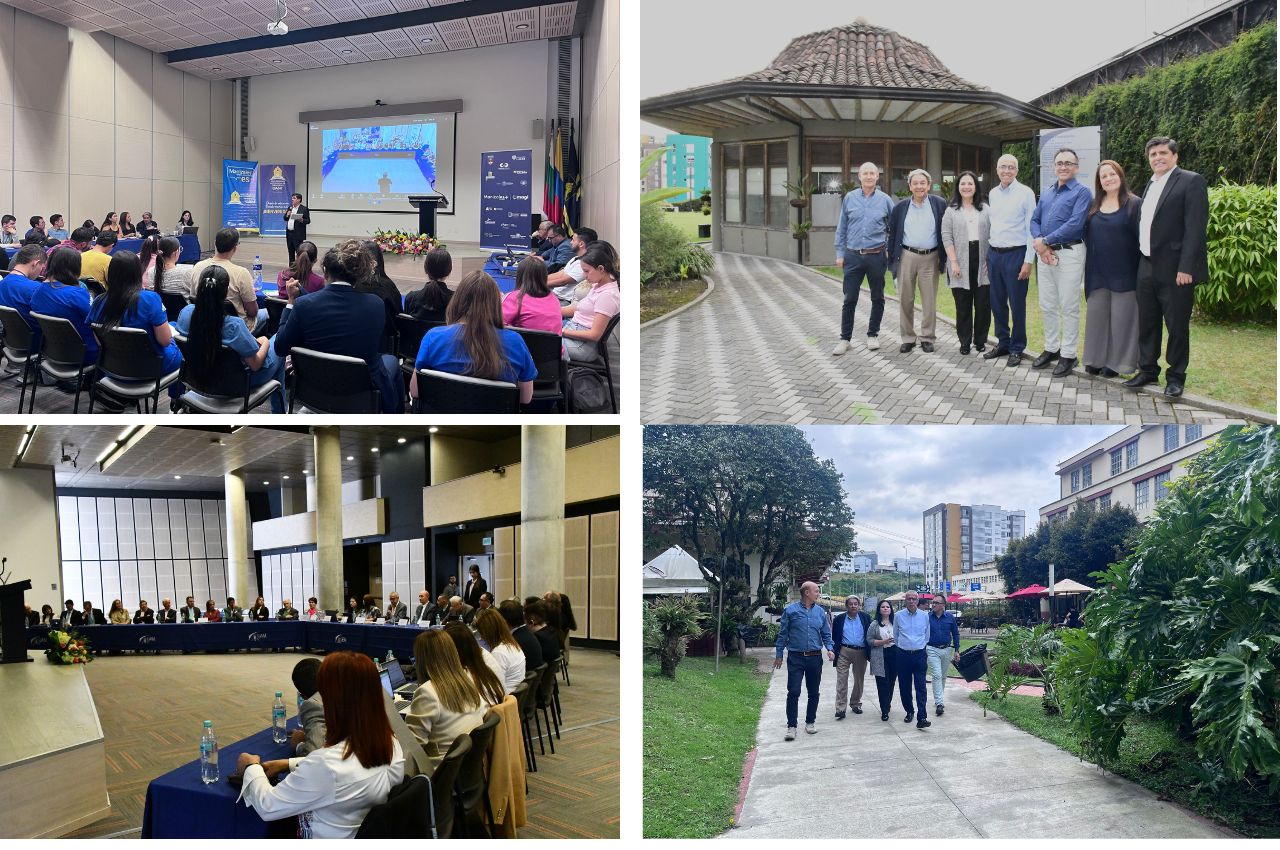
[483,251,519,293]
[4,233,201,264]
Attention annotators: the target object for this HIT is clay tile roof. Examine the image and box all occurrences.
[738,21,987,91]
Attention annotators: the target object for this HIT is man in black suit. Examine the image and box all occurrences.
[1125,136,1209,398]
[831,595,872,719]
[79,600,106,626]
[157,598,178,623]
[464,565,487,608]
[179,596,201,623]
[284,192,310,265]
[500,599,543,670]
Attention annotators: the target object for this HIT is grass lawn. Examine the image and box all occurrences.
[640,278,708,324]
[814,266,1275,413]
[970,691,1280,838]
[643,656,771,838]
[662,210,713,242]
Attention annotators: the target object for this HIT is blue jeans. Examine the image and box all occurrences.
[785,652,824,727]
[896,648,928,720]
[256,343,289,414]
[987,248,1028,355]
[840,250,887,340]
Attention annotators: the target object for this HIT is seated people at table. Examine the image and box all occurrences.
[357,241,402,339]
[82,219,99,238]
[176,265,288,413]
[524,600,561,666]
[383,592,407,624]
[177,210,195,232]
[474,608,526,692]
[274,239,402,413]
[444,623,506,704]
[133,600,155,624]
[403,248,453,323]
[547,227,595,301]
[87,251,184,399]
[277,598,299,620]
[237,651,405,839]
[345,597,360,624]
[291,658,326,759]
[530,219,551,253]
[119,211,137,237]
[100,211,120,235]
[427,594,449,625]
[23,604,39,627]
[47,214,69,242]
[180,596,201,623]
[191,228,259,329]
[49,225,94,256]
[158,598,177,623]
[249,596,270,621]
[1,245,49,337]
[411,271,537,404]
[80,232,116,284]
[404,630,486,773]
[223,597,244,622]
[477,592,495,611]
[137,212,161,239]
[204,599,222,622]
[275,240,323,297]
[444,596,475,625]
[143,235,195,297]
[362,593,380,622]
[40,603,55,625]
[537,224,573,271]
[411,590,431,624]
[62,598,78,625]
[1,214,19,244]
[499,599,543,669]
[561,243,619,362]
[24,215,47,244]
[81,600,107,626]
[108,599,130,624]
[304,597,321,621]
[502,256,564,338]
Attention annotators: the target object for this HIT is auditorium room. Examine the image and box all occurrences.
[0,0,620,414]
[0,423,620,839]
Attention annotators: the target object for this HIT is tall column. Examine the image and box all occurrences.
[519,425,566,596]
[314,426,345,611]
[224,470,256,604]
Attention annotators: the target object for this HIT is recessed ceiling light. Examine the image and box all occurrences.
[174,475,182,480]
[263,481,269,485]
[302,469,309,475]
[421,37,433,43]
[428,426,439,433]
[283,475,290,480]
[341,49,352,54]
[346,456,354,461]
[211,66,221,71]
[515,23,529,29]
[272,59,282,64]
[397,437,406,444]
[371,447,379,453]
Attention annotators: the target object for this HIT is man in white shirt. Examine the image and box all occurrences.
[984,154,1037,367]
[892,591,932,729]
[547,226,596,301]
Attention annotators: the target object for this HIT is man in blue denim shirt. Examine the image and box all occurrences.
[1030,148,1092,377]
[832,162,894,357]
[926,596,961,716]
[774,581,834,740]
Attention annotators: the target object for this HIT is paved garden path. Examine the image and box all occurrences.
[722,661,1234,839]
[643,252,1257,425]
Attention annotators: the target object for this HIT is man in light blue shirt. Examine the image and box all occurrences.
[887,169,948,352]
[774,581,834,739]
[47,214,69,242]
[985,154,1037,367]
[1030,147,1092,377]
[892,591,932,728]
[832,162,894,356]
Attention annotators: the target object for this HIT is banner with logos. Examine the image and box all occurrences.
[1036,125,1103,196]
[479,149,533,252]
[222,159,260,231]
[257,164,297,237]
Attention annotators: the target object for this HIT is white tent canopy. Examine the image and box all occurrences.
[643,545,710,596]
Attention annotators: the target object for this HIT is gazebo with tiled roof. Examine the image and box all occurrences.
[641,20,1071,265]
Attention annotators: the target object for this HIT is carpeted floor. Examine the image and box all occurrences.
[63,647,618,839]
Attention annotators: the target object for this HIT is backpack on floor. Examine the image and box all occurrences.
[567,365,610,413]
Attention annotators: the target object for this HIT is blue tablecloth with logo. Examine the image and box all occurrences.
[483,251,519,294]
[29,620,434,657]
[4,234,201,264]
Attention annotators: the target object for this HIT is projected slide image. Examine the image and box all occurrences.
[320,122,438,194]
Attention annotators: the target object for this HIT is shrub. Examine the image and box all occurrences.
[643,595,706,678]
[641,204,715,285]
[1198,181,1277,322]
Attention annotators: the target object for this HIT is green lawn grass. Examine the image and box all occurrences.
[662,210,713,242]
[643,656,771,838]
[971,691,1280,838]
[814,266,1275,413]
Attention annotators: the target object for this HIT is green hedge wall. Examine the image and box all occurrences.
[1199,181,1276,322]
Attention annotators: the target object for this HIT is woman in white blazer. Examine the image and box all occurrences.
[404,629,487,773]
[940,170,992,356]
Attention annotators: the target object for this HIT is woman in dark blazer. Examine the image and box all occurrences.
[1083,159,1142,378]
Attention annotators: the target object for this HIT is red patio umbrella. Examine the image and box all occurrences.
[946,593,971,603]
[1007,584,1049,598]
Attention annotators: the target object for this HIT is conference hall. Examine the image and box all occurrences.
[0,424,620,838]
[0,0,620,414]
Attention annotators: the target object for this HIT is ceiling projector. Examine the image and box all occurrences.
[267,19,289,35]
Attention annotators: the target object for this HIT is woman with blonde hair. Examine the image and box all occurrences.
[404,629,487,772]
[444,623,507,703]
[474,608,526,692]
[107,599,130,624]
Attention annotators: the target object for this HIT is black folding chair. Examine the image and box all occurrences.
[513,327,567,413]
[263,296,287,337]
[288,347,380,413]
[430,735,471,839]
[88,325,181,413]
[175,336,280,414]
[569,312,620,413]
[393,313,432,365]
[509,680,537,773]
[414,369,519,414]
[455,712,501,837]
[29,312,95,413]
[0,305,36,407]
[159,291,188,321]
[534,661,561,752]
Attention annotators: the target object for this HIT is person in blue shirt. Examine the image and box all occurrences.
[29,246,98,366]
[888,169,949,353]
[925,596,961,717]
[85,250,183,402]
[175,264,288,414]
[47,214,69,242]
[1030,147,1092,377]
[831,595,871,719]
[832,161,895,356]
[0,244,48,339]
[24,215,48,244]
[537,224,574,272]
[773,581,834,740]
[892,591,932,728]
[412,270,537,407]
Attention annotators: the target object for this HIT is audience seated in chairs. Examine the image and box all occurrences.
[444,622,507,704]
[174,264,288,413]
[1,214,19,244]
[47,214,70,241]
[79,231,116,284]
[191,228,259,330]
[561,243,619,363]
[402,248,453,323]
[473,608,527,693]
[274,239,403,413]
[29,246,99,387]
[142,235,195,297]
[119,211,137,237]
[502,256,564,339]
[1,244,49,337]
[357,241,404,344]
[275,240,323,297]
[546,226,595,301]
[410,271,537,406]
[86,250,183,405]
[48,225,94,257]
[404,630,487,774]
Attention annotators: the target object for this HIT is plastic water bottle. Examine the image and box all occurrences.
[272,692,287,744]
[200,720,219,784]
[252,255,263,293]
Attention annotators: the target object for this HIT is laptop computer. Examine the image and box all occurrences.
[181,226,199,236]
[384,659,417,697]
[379,668,412,711]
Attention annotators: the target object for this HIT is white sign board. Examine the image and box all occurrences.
[1037,125,1103,197]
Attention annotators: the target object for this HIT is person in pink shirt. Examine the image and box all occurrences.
[561,243,619,362]
[502,256,564,337]
[276,240,324,296]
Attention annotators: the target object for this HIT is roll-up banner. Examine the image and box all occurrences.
[258,164,297,237]
[479,149,533,252]
[222,159,260,231]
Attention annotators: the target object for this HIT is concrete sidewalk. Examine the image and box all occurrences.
[723,661,1234,838]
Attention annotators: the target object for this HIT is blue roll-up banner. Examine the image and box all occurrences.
[479,149,532,252]
[222,159,260,231]
[258,164,296,237]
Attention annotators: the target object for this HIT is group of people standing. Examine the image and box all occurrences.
[832,136,1209,397]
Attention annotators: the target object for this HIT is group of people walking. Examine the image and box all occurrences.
[832,136,1209,397]
[775,583,960,738]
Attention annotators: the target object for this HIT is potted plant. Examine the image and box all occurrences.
[791,219,812,241]
[783,176,814,208]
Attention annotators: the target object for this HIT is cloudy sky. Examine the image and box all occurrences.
[801,425,1118,561]
[641,0,1223,136]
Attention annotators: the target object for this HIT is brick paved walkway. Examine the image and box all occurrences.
[642,252,1255,425]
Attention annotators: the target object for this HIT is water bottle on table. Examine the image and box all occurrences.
[252,254,264,298]
[200,720,218,784]
[272,692,287,744]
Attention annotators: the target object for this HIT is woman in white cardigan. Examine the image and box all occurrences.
[404,629,487,773]
[940,171,992,356]
[474,607,528,693]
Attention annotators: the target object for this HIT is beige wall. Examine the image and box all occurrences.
[430,434,523,486]
[0,468,62,611]
[0,7,234,233]
[578,0,619,243]
[251,498,386,551]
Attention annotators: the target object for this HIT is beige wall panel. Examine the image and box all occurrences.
[114,40,152,132]
[182,74,211,142]
[0,5,14,106]
[114,176,151,220]
[494,526,515,602]
[0,106,12,169]
[151,179,182,226]
[115,126,152,179]
[183,137,210,183]
[563,516,589,626]
[152,57,183,138]
[68,30,115,124]
[430,434,522,484]
[14,171,67,220]
[564,436,619,505]
[210,81,235,147]
[0,469,62,610]
[70,175,115,227]
[69,118,115,178]
[210,143,234,183]
[13,11,69,114]
[179,181,208,234]
[588,511,618,641]
[0,169,12,215]
[14,107,68,174]
[152,132,182,181]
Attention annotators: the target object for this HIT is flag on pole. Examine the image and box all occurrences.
[542,120,559,225]
[543,121,567,227]
[564,119,581,232]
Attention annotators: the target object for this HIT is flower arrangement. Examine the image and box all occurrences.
[371,229,443,257]
[45,630,94,665]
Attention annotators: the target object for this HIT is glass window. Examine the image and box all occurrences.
[1070,469,1080,493]
[1126,441,1138,469]
[1110,448,1123,476]
[808,139,844,194]
[744,144,765,226]
[849,143,887,192]
[1082,464,1092,487]
[722,144,742,223]
[1185,424,1202,442]
[890,142,925,197]
[1099,493,1111,509]
[767,143,789,228]
[1154,471,1171,502]
[1135,479,1150,511]
[1164,425,1179,453]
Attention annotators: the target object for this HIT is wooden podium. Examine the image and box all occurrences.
[0,578,32,663]
[408,193,448,238]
